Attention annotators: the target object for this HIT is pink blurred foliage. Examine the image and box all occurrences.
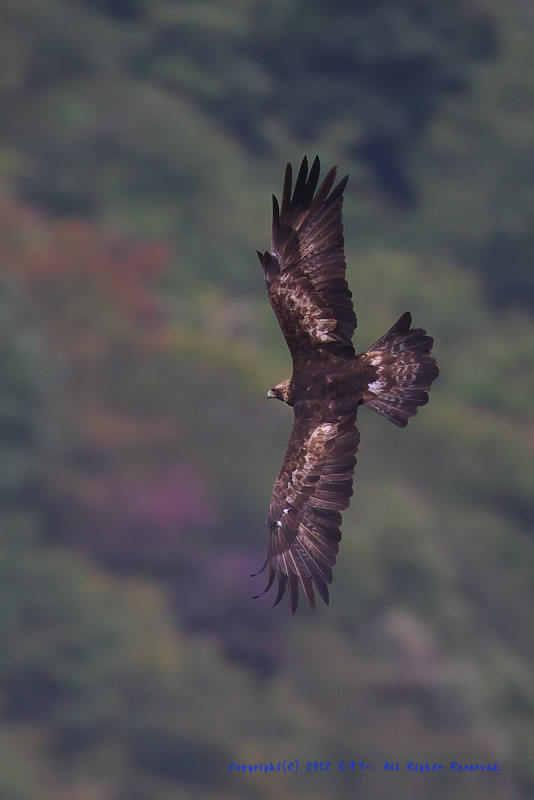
[118,464,217,531]
[0,199,225,573]
[0,199,172,331]
[60,463,219,570]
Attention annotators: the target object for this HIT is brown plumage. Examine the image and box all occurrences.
[253,156,439,613]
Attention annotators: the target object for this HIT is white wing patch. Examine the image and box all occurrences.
[368,352,386,367]
[368,378,386,394]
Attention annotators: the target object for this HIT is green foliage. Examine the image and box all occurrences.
[0,278,57,504]
[0,515,328,799]
[378,1,534,311]
[0,0,500,237]
[250,0,496,197]
[0,0,532,798]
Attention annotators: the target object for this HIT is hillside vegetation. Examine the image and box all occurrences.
[0,1,532,798]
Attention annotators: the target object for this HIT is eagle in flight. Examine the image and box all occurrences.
[253,156,439,613]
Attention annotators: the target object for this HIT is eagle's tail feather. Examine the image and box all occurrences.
[360,312,439,428]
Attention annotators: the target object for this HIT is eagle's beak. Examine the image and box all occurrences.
[267,389,276,398]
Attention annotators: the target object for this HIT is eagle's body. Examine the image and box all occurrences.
[254,157,439,613]
[271,352,376,407]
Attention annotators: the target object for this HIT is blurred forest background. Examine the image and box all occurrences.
[0,0,533,798]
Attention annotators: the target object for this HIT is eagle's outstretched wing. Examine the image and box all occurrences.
[254,400,360,613]
[257,156,357,361]
[254,157,439,612]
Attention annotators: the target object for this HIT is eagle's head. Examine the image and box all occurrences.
[267,379,291,403]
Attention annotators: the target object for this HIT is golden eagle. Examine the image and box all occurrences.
[253,156,439,613]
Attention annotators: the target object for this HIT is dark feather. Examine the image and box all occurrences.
[258,155,356,362]
[254,158,439,611]
[255,406,359,613]
[360,312,440,428]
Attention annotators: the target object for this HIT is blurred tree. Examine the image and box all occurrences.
[0,0,498,215]
[132,0,498,203]
[0,198,284,675]
[377,1,534,313]
[0,201,214,551]
[0,275,57,509]
[0,2,532,797]
[251,0,497,201]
